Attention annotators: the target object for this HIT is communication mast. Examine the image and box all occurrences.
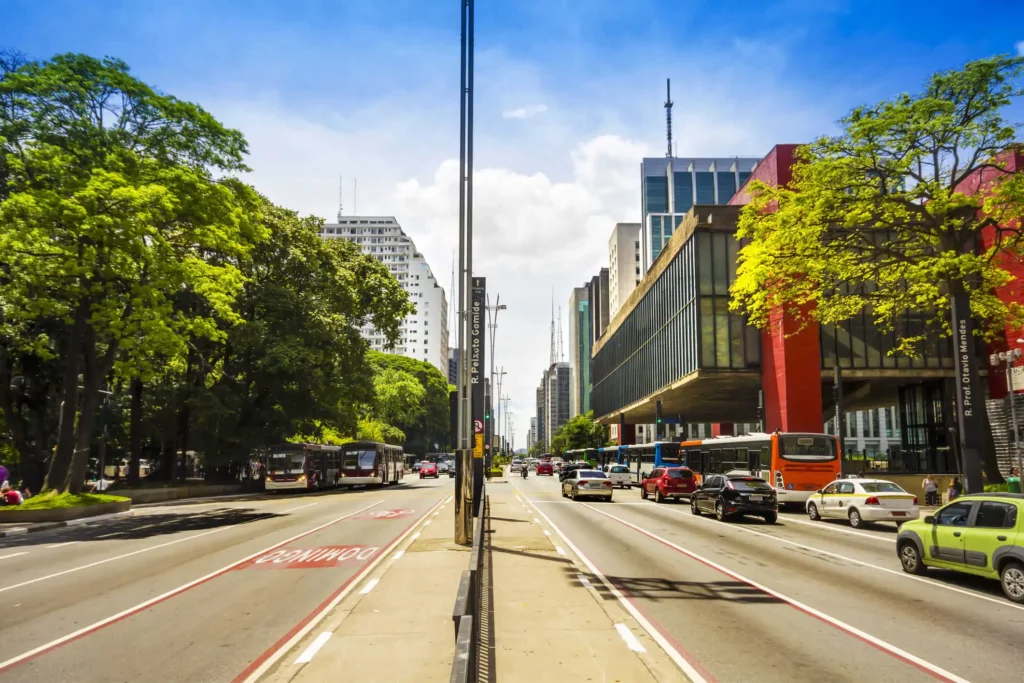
[665,78,674,159]
[337,175,344,221]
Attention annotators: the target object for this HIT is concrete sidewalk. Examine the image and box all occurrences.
[489,484,684,682]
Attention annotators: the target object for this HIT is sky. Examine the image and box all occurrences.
[4,0,1024,448]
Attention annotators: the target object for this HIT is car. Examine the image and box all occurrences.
[641,467,697,502]
[558,462,587,482]
[419,462,439,479]
[412,462,423,473]
[437,462,449,474]
[536,461,554,476]
[806,478,919,528]
[604,464,634,489]
[561,469,614,501]
[551,460,563,473]
[897,493,1024,603]
[691,474,778,523]
[510,459,524,473]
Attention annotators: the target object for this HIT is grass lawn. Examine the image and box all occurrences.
[0,491,130,512]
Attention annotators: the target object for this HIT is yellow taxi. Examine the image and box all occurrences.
[805,477,920,528]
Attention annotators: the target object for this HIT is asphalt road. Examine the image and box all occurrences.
[0,476,453,683]
[510,472,1024,683]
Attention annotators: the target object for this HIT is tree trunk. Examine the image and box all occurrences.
[129,376,142,486]
[66,333,102,495]
[44,302,87,493]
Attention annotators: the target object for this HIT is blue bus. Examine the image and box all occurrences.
[563,447,619,470]
[617,442,683,485]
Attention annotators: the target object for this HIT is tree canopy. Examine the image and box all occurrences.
[731,55,1024,353]
[549,412,609,457]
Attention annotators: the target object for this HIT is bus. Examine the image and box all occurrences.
[337,441,405,488]
[562,447,619,469]
[676,432,841,508]
[263,443,342,491]
[617,442,682,485]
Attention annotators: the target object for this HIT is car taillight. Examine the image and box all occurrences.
[604,481,612,487]
[912,496,917,505]
[865,496,880,505]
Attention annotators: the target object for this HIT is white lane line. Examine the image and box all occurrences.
[294,632,331,664]
[359,578,380,595]
[95,532,125,539]
[281,502,318,514]
[782,515,895,544]
[423,520,432,527]
[512,483,709,683]
[241,496,448,682]
[615,623,647,653]
[555,546,567,557]
[581,503,970,683]
[533,517,541,524]
[576,573,593,589]
[542,530,551,536]
[433,511,439,517]
[0,499,385,675]
[0,552,29,561]
[411,532,421,540]
[662,506,1024,613]
[46,542,81,549]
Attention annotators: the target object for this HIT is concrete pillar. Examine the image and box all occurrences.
[617,423,636,446]
[761,306,824,433]
[711,423,734,437]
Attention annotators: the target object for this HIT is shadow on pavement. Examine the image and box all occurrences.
[565,566,782,605]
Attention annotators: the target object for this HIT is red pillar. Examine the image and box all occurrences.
[711,423,734,436]
[617,423,636,446]
[761,307,823,433]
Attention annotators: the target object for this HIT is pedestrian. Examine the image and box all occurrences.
[922,474,939,506]
[2,484,23,506]
[947,477,963,502]
[22,487,33,500]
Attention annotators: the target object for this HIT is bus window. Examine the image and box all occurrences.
[710,449,723,473]
[780,435,838,462]
[760,446,771,469]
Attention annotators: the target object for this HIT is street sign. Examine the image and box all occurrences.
[473,433,484,459]
[474,419,484,434]
[1011,366,1024,392]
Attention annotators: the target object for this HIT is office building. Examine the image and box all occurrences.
[608,223,642,318]
[535,384,546,450]
[535,363,570,450]
[568,286,591,417]
[320,216,449,375]
[528,417,538,450]
[640,157,760,271]
[587,268,610,343]
[447,349,459,386]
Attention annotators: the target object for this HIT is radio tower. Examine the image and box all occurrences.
[336,175,344,221]
[549,295,556,367]
[557,306,564,362]
[665,78,674,159]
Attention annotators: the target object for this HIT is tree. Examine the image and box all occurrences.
[366,352,450,456]
[731,55,1024,483]
[549,412,609,457]
[0,54,259,493]
[373,368,425,427]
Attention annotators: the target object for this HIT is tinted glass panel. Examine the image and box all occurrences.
[859,482,904,493]
[667,469,694,479]
[975,502,1017,529]
[936,502,973,526]
[696,172,715,204]
[646,176,668,213]
[580,471,607,478]
[730,478,773,492]
[717,171,737,204]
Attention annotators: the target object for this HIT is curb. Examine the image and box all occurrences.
[132,492,257,508]
[0,510,134,538]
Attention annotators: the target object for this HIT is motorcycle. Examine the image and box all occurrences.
[521,466,528,479]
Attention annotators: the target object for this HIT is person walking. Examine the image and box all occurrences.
[947,477,963,502]
[923,474,939,507]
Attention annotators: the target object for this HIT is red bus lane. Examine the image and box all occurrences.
[0,494,447,683]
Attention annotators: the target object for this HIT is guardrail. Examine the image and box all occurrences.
[450,484,487,683]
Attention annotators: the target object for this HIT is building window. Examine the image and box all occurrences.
[695,172,715,204]
[717,171,737,204]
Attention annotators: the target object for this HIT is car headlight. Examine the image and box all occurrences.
[297,474,306,482]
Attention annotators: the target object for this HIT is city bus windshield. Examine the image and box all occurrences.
[658,444,681,466]
[268,452,306,474]
[779,436,837,462]
[343,449,377,470]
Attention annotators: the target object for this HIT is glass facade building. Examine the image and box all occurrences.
[640,157,759,271]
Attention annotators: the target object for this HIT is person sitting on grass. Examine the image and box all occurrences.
[1,484,24,506]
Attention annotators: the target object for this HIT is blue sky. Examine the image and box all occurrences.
[4,0,1023,443]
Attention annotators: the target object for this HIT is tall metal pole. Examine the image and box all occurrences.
[834,365,845,476]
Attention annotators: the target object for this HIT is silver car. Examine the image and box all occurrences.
[561,470,614,501]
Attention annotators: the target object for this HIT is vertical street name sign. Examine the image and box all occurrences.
[470,278,486,507]
[950,291,986,493]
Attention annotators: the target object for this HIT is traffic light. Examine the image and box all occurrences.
[656,400,663,424]
[655,400,663,441]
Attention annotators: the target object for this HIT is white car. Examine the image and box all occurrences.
[805,478,920,528]
[510,460,524,473]
[604,464,632,489]
[561,470,614,501]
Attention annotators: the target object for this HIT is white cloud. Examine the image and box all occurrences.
[1017,41,1024,56]
[502,104,549,119]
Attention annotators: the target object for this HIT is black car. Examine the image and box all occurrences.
[691,474,778,523]
[558,462,587,482]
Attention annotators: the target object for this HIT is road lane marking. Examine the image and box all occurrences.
[781,515,895,543]
[616,623,647,652]
[411,532,421,540]
[555,546,567,557]
[95,532,125,539]
[659,506,1024,613]
[281,503,318,514]
[294,632,331,664]
[423,520,431,527]
[392,550,405,561]
[542,530,551,536]
[45,542,80,549]
[512,482,711,683]
[533,517,541,524]
[0,552,28,560]
[576,573,593,589]
[0,499,385,674]
[235,496,448,683]
[359,578,380,595]
[581,503,971,683]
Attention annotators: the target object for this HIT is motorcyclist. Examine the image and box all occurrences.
[521,463,528,478]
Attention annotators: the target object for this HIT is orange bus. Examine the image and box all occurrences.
[677,432,841,509]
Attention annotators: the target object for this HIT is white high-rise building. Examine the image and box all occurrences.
[608,222,641,318]
[320,216,449,375]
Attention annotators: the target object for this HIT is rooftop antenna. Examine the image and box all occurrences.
[549,294,556,367]
[665,78,673,159]
[353,178,358,215]
[342,175,350,220]
[557,306,564,362]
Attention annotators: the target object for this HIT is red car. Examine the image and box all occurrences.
[536,461,554,476]
[420,462,439,479]
[641,467,697,503]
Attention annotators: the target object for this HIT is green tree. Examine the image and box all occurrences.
[548,412,609,457]
[372,367,425,428]
[366,351,450,456]
[0,54,260,493]
[731,55,1024,483]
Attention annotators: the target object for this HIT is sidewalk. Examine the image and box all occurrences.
[0,510,133,537]
[273,499,465,683]
[488,484,681,682]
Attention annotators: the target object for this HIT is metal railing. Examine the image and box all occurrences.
[450,484,487,683]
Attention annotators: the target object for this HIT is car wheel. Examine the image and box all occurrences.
[848,508,864,528]
[807,502,821,521]
[570,488,577,501]
[715,501,727,521]
[898,541,927,575]
[640,486,648,500]
[691,498,702,516]
[763,512,777,524]
[655,488,665,504]
[1000,560,1024,604]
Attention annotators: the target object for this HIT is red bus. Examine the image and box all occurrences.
[337,441,405,488]
[264,443,341,491]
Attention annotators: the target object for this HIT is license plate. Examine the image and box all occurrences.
[891,511,905,517]
[749,495,763,502]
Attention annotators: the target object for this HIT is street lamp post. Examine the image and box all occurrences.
[991,348,1024,479]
